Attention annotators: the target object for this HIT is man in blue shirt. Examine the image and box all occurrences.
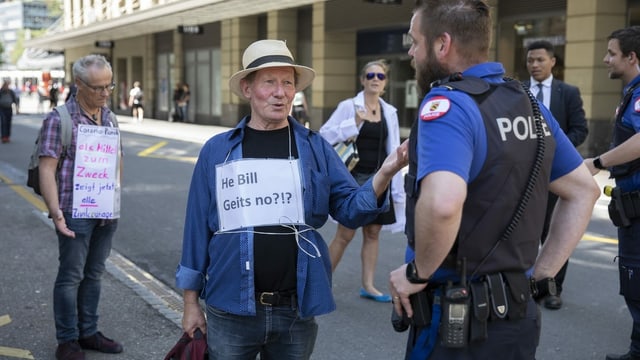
[176,39,408,359]
[389,1,599,359]
[585,25,640,360]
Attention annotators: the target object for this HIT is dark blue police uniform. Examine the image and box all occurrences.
[608,74,640,358]
[403,62,583,360]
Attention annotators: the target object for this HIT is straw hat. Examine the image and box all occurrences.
[229,39,315,99]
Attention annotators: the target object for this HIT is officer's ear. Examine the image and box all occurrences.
[436,32,452,59]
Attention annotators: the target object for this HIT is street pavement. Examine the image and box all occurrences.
[0,95,631,359]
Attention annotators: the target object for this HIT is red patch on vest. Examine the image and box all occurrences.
[420,96,451,121]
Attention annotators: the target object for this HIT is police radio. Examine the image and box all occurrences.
[440,258,470,348]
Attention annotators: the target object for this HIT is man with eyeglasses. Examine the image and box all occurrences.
[37,54,123,360]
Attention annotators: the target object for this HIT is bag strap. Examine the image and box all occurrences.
[109,111,119,127]
[55,105,73,157]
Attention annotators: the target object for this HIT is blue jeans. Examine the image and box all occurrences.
[206,303,318,360]
[53,215,117,343]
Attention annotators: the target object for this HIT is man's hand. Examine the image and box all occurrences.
[51,209,75,238]
[380,139,409,176]
[182,290,206,338]
[389,263,427,319]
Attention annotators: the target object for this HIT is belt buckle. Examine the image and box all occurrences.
[259,292,275,306]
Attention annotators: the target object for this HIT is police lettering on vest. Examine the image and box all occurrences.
[495,115,551,142]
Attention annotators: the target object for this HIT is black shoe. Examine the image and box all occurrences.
[543,294,563,310]
[78,331,123,353]
[55,340,85,360]
[606,351,640,360]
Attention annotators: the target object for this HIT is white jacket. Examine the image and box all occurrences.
[319,91,406,233]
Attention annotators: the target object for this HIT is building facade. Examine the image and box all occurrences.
[24,0,640,156]
[0,0,59,69]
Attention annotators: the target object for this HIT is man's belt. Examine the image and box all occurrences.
[256,291,296,307]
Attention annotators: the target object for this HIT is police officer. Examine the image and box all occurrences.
[389,1,600,359]
[584,26,640,360]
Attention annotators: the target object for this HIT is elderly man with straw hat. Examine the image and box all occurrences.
[175,39,408,359]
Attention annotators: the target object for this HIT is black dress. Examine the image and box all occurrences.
[351,111,396,225]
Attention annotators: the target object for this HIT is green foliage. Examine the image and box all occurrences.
[43,0,63,17]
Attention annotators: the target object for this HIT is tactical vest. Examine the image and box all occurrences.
[405,76,556,275]
[610,83,640,180]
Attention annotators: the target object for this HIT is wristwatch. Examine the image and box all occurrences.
[406,260,430,284]
[593,156,606,170]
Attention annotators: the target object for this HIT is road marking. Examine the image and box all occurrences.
[137,140,168,157]
[583,233,618,244]
[0,315,35,359]
[0,174,47,213]
[136,140,198,163]
[0,314,10,327]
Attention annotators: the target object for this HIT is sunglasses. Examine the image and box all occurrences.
[365,72,386,81]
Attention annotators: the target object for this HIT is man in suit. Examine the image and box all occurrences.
[525,40,589,310]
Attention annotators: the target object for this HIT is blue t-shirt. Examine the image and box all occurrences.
[416,62,583,186]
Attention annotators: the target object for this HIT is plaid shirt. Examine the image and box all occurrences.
[38,99,120,213]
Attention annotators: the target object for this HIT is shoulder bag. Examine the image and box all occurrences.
[332,100,361,171]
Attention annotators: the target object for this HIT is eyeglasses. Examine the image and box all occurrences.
[79,78,116,93]
[365,72,386,81]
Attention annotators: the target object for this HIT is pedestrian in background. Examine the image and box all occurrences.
[38,54,123,360]
[173,82,189,122]
[128,81,144,123]
[49,81,60,109]
[37,84,48,113]
[319,59,405,303]
[176,39,408,359]
[65,82,77,103]
[0,79,19,143]
[584,25,640,360]
[290,90,310,127]
[524,39,589,310]
[182,83,191,122]
[389,1,598,359]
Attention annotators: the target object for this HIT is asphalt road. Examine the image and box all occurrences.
[0,103,632,359]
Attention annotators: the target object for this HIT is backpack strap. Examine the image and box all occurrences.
[109,111,119,127]
[55,105,73,158]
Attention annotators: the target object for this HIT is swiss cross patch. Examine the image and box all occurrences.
[420,96,451,121]
[635,98,640,113]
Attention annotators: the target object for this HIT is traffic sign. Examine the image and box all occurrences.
[177,25,203,35]
[94,40,114,49]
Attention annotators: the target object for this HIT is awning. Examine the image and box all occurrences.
[16,48,64,70]
[24,0,323,51]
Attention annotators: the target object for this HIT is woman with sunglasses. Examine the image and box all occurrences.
[319,59,406,302]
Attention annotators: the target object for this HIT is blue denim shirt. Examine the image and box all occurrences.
[176,118,389,318]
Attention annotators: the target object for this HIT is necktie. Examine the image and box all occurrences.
[536,83,544,103]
